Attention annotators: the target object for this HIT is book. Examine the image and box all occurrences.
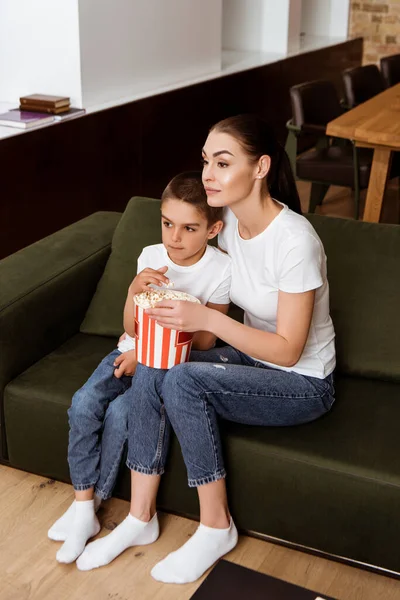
[191,560,336,600]
[0,110,55,129]
[54,107,86,121]
[18,104,70,115]
[20,94,70,108]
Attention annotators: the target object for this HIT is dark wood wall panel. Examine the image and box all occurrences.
[0,38,362,259]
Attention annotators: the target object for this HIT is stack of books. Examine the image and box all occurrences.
[20,94,71,114]
[0,94,86,130]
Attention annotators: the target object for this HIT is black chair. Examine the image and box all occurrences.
[380,53,400,88]
[285,80,372,218]
[342,64,385,108]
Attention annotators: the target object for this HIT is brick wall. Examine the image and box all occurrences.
[349,1,400,64]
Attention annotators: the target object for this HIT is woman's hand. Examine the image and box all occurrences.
[146,300,211,332]
[130,266,170,294]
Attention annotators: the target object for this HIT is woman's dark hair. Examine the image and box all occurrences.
[161,171,223,225]
[210,114,302,215]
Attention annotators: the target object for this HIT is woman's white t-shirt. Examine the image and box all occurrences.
[218,203,335,379]
[118,243,231,352]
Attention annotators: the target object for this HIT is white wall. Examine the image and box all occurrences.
[78,0,222,108]
[222,0,265,52]
[301,0,350,38]
[222,0,302,54]
[329,0,350,37]
[0,0,82,106]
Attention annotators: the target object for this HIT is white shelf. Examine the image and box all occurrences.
[0,34,347,143]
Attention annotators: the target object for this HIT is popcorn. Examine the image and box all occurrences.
[134,289,200,309]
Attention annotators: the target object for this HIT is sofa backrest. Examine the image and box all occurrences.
[306,214,400,382]
[81,197,161,337]
[82,197,400,382]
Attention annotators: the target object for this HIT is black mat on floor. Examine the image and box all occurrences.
[191,560,336,599]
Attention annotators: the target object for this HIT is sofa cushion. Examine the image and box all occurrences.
[80,197,161,337]
[4,332,400,570]
[306,214,400,381]
[4,334,117,480]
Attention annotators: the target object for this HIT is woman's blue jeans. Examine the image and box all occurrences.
[68,349,132,499]
[126,346,335,487]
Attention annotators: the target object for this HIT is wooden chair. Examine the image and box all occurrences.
[285,80,372,218]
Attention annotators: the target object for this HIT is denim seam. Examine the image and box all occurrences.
[126,461,165,476]
[201,393,221,474]
[188,470,226,488]
[95,438,127,500]
[205,391,323,400]
[154,404,166,472]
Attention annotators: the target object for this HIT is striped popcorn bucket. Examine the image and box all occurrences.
[133,299,196,369]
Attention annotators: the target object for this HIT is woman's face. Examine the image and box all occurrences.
[202,130,261,208]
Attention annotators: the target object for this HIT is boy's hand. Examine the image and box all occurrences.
[130,266,170,294]
[113,350,138,378]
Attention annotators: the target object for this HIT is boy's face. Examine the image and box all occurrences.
[161,198,222,266]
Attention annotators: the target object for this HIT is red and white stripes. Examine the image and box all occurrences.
[134,303,194,369]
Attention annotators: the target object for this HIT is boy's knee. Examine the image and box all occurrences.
[104,397,129,430]
[68,395,88,424]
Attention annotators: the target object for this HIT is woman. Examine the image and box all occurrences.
[76,114,336,582]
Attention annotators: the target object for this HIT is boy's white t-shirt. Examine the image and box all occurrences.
[118,243,231,352]
[218,203,335,379]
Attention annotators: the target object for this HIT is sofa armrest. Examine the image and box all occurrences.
[0,210,120,459]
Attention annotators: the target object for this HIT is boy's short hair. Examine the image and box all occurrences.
[161,171,223,226]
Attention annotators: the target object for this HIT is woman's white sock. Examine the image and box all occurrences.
[76,512,159,571]
[56,500,100,563]
[48,495,101,542]
[151,519,238,584]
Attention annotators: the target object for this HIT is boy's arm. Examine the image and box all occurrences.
[123,284,137,337]
[191,302,230,350]
[123,265,170,337]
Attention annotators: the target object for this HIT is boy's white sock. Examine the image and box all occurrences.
[151,518,238,584]
[48,495,101,542]
[56,500,100,563]
[76,512,159,571]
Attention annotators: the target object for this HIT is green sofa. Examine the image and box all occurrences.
[1,197,400,576]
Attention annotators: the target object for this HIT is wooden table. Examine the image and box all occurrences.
[327,83,400,222]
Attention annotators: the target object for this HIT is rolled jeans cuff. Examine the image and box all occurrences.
[188,469,226,488]
[94,486,112,501]
[73,482,97,491]
[126,460,165,477]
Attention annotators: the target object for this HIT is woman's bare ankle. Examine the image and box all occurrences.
[75,487,95,502]
[200,509,231,529]
[129,506,155,522]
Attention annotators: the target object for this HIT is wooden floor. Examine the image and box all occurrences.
[1,465,400,600]
[297,178,400,224]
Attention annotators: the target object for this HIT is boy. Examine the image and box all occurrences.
[49,172,231,563]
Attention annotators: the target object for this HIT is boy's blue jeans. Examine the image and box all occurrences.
[126,346,335,487]
[67,349,132,499]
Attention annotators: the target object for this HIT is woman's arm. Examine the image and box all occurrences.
[191,302,230,351]
[146,289,315,367]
